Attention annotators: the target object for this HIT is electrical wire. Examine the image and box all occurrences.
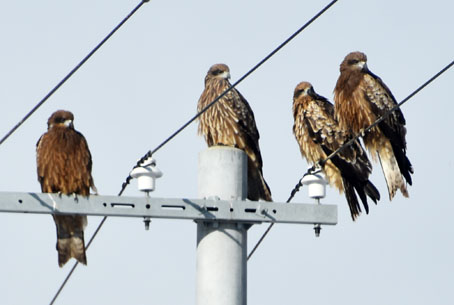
[247,59,454,260]
[48,2,338,302]
[46,1,150,304]
[49,217,108,305]
[0,0,149,148]
[117,0,339,195]
[247,178,305,260]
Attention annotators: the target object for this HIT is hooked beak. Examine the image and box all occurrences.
[63,120,73,128]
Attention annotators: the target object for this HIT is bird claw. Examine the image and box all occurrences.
[72,193,79,202]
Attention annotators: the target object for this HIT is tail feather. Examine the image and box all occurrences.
[247,162,272,201]
[57,236,87,267]
[53,215,88,267]
[377,142,409,200]
[364,181,380,204]
[342,178,362,220]
[328,150,380,220]
[378,120,414,186]
[390,141,414,186]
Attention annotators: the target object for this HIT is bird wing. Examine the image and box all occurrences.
[362,72,407,150]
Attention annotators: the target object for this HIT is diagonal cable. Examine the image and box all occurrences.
[118,0,339,196]
[247,59,454,260]
[47,1,150,304]
[0,0,149,148]
[247,179,304,260]
[49,217,107,305]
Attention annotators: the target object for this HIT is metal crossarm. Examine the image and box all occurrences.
[0,192,337,225]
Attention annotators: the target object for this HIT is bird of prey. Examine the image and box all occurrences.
[197,63,272,201]
[293,82,380,220]
[334,51,413,200]
[36,110,96,267]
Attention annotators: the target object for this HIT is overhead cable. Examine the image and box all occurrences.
[0,0,149,147]
[118,0,339,195]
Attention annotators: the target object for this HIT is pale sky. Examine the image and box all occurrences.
[1,1,453,304]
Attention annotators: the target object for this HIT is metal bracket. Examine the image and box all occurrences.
[0,192,337,225]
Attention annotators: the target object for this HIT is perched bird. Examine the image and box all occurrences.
[197,63,272,201]
[293,82,380,220]
[36,110,96,267]
[334,51,413,200]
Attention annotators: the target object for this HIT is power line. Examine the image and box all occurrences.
[49,216,108,305]
[247,58,454,260]
[117,0,339,196]
[48,2,338,302]
[45,1,151,304]
[0,0,149,148]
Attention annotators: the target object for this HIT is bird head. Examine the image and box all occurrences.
[47,110,75,130]
[293,81,315,100]
[340,51,369,73]
[205,63,231,83]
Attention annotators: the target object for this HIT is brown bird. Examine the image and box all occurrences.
[197,63,272,201]
[293,82,380,220]
[36,110,96,267]
[334,51,413,200]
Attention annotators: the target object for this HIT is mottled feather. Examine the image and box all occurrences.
[334,52,413,200]
[197,64,271,201]
[293,82,380,220]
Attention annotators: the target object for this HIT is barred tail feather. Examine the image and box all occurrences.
[57,236,87,267]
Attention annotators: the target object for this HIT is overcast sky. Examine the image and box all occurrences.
[1,0,453,304]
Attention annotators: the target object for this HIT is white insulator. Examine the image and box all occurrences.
[130,157,163,192]
[300,172,327,199]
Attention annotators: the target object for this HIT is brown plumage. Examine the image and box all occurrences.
[293,82,380,220]
[197,63,272,201]
[334,51,413,200]
[36,110,96,267]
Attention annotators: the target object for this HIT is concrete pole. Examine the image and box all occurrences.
[197,146,248,305]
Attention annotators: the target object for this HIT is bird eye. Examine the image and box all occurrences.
[348,59,359,65]
[213,69,222,75]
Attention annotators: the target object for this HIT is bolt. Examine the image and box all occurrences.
[314,224,321,237]
[144,217,151,230]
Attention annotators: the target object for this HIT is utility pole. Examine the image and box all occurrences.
[196,147,248,305]
[0,147,337,305]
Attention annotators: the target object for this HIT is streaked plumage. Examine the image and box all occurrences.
[197,63,272,201]
[293,82,380,220]
[334,51,413,200]
[36,110,96,267]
